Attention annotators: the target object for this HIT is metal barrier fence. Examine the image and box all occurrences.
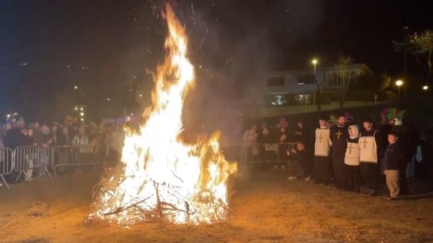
[0,144,111,189]
[14,146,51,182]
[0,148,14,189]
[221,142,299,166]
[51,145,108,176]
[1,142,300,189]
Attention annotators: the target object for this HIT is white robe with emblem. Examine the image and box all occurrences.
[314,128,332,157]
[345,141,360,166]
[359,131,378,163]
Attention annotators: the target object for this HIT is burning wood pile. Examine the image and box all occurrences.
[88,4,237,225]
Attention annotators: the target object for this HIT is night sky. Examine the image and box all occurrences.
[1,0,432,110]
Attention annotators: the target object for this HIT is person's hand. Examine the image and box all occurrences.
[291,149,297,153]
[286,150,290,156]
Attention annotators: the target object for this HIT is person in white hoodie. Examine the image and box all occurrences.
[344,124,361,193]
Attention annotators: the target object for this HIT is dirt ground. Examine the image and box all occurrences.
[1,166,433,243]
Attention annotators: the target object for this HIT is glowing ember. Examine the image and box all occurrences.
[89,4,237,225]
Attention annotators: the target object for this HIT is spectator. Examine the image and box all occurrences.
[286,141,308,180]
[5,120,22,149]
[294,121,304,142]
[72,126,90,147]
[33,123,52,176]
[384,132,406,200]
[0,129,4,150]
[72,126,94,172]
[21,128,35,181]
[51,124,59,146]
[258,124,273,162]
[275,126,288,169]
[57,126,71,146]
[243,125,258,163]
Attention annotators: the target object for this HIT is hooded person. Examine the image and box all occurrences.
[344,124,361,192]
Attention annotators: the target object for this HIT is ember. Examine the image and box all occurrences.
[88,4,237,225]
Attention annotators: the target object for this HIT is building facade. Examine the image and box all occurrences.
[264,64,373,107]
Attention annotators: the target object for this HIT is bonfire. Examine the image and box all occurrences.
[89,4,237,225]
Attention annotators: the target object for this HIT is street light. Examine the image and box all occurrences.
[396,80,403,100]
[74,86,78,90]
[423,85,429,91]
[311,59,318,75]
[311,58,319,110]
[107,98,111,101]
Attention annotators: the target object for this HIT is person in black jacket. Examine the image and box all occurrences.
[384,132,406,199]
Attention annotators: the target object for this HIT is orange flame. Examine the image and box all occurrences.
[89,4,237,225]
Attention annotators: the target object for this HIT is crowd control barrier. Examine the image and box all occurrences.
[51,145,108,176]
[0,148,14,189]
[1,142,301,189]
[14,145,52,182]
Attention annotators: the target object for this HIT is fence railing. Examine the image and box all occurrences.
[51,145,108,176]
[0,145,111,189]
[0,148,14,189]
[14,146,51,183]
[221,142,299,164]
[0,142,302,189]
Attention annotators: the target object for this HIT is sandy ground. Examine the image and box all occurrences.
[1,166,433,243]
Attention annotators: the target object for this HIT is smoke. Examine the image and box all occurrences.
[118,0,324,139]
[175,0,324,136]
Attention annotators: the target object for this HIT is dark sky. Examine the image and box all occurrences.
[1,0,432,107]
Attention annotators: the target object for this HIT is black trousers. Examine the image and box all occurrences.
[360,162,378,190]
[332,154,346,188]
[314,156,331,184]
[346,164,360,191]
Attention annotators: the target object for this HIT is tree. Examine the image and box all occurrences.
[395,30,433,77]
[332,55,354,109]
[409,30,433,76]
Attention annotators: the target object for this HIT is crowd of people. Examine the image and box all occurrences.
[0,116,124,185]
[243,113,433,199]
[3,110,433,199]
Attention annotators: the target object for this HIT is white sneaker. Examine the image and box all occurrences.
[287,176,296,180]
[281,165,285,170]
[305,176,311,181]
